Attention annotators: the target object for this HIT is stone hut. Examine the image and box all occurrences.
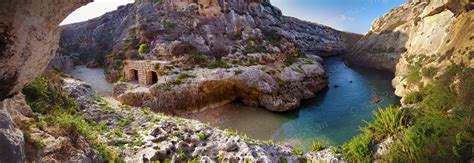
[123,60,169,85]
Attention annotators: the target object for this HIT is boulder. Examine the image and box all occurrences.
[0,98,26,162]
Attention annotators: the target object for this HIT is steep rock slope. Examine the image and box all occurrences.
[58,0,360,79]
[58,0,360,112]
[345,0,473,97]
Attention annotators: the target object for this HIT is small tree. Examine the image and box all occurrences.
[138,44,149,54]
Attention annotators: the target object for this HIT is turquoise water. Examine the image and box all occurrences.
[186,56,400,150]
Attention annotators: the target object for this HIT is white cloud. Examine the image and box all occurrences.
[60,0,134,25]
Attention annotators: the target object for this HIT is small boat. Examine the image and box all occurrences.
[371,97,382,104]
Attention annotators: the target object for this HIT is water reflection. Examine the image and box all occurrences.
[185,56,400,150]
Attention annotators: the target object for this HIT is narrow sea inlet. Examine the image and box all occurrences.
[185,56,400,150]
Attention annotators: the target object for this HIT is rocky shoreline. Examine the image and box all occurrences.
[113,55,328,113]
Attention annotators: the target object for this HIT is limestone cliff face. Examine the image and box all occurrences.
[58,0,360,80]
[346,0,473,97]
[57,0,359,112]
[0,0,92,101]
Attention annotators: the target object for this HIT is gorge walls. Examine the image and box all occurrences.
[346,0,473,97]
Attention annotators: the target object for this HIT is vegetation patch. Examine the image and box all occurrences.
[245,45,269,54]
[405,64,422,84]
[421,66,437,78]
[343,62,473,162]
[138,44,149,54]
[284,52,307,67]
[312,141,328,152]
[204,59,231,69]
[22,75,120,161]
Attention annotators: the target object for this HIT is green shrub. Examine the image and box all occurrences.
[114,128,123,137]
[245,45,268,54]
[247,35,257,41]
[204,59,230,69]
[420,84,456,111]
[223,129,238,137]
[118,119,131,127]
[234,70,244,75]
[177,73,196,80]
[284,52,307,67]
[406,64,422,84]
[177,150,186,160]
[421,66,437,78]
[196,132,208,140]
[386,110,458,162]
[291,149,304,156]
[284,56,298,67]
[23,75,121,161]
[217,152,224,162]
[172,78,182,85]
[403,90,425,104]
[138,44,149,54]
[36,120,47,130]
[342,134,373,161]
[330,147,342,154]
[22,76,51,113]
[312,141,327,152]
[164,21,177,31]
[362,107,407,141]
[191,53,206,65]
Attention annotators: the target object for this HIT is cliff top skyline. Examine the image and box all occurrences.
[61,0,407,34]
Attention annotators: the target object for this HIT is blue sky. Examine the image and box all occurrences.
[271,0,407,33]
[62,0,407,33]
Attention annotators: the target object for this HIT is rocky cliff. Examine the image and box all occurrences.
[57,0,360,112]
[58,0,360,79]
[0,0,92,161]
[345,0,473,97]
[0,0,92,101]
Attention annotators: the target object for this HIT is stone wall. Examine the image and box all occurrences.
[123,60,168,85]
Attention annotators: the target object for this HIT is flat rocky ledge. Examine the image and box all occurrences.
[113,55,329,114]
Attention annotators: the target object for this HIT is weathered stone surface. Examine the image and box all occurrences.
[306,148,343,162]
[0,97,25,163]
[57,0,360,82]
[0,0,92,101]
[346,0,473,97]
[63,77,315,162]
[115,57,328,112]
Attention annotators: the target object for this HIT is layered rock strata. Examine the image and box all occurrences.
[346,0,473,97]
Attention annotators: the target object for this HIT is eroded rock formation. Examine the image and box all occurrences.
[0,0,92,161]
[57,0,361,112]
[114,56,328,113]
[346,0,473,97]
[0,0,92,101]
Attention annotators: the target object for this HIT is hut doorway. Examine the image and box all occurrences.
[146,71,158,85]
[128,69,138,81]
